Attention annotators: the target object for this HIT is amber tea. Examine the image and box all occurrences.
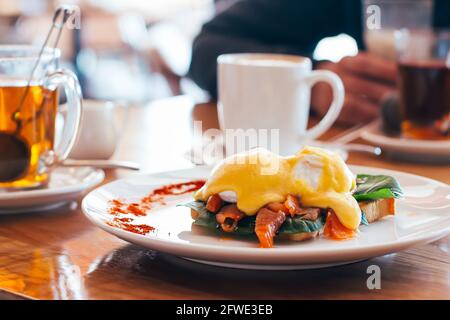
[0,84,58,188]
[395,30,450,140]
[398,61,450,140]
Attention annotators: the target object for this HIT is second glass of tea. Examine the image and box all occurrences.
[396,30,450,140]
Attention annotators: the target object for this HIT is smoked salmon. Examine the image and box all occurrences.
[255,208,286,248]
[216,204,245,232]
[206,194,223,213]
[323,209,356,240]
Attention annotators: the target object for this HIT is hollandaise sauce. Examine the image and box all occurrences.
[194,146,361,230]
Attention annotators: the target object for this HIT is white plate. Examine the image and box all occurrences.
[0,167,104,214]
[361,123,450,163]
[82,166,450,270]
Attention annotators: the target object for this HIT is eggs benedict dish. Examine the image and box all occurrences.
[182,146,403,248]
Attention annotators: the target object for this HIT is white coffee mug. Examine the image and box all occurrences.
[218,53,345,155]
[67,100,127,159]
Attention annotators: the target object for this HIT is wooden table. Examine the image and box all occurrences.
[0,96,449,300]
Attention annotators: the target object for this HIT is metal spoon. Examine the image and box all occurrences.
[325,120,383,156]
[330,143,382,156]
[61,159,140,171]
[311,141,382,156]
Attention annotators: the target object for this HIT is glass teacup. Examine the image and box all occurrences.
[0,45,82,189]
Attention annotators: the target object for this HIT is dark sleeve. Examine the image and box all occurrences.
[188,0,351,99]
[434,0,450,28]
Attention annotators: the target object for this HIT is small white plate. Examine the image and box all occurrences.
[82,166,450,270]
[361,123,450,163]
[0,167,104,214]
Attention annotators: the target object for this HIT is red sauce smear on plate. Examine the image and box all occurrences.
[107,180,205,235]
[114,217,133,223]
[126,203,146,216]
[107,220,155,235]
[151,180,205,196]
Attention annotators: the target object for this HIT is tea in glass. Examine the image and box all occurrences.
[0,46,82,189]
[396,30,450,139]
[0,84,58,187]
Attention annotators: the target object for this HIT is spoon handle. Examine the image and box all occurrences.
[331,120,380,144]
[61,159,140,171]
[340,143,382,156]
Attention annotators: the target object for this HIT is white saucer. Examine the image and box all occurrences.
[82,165,450,270]
[0,167,104,214]
[361,123,450,163]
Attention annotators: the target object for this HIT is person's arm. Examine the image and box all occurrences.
[189,32,307,99]
[188,0,345,99]
[312,53,397,125]
[434,0,450,28]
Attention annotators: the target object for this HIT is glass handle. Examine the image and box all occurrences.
[43,69,82,164]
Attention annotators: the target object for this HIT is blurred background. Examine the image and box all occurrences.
[0,0,217,103]
[0,0,358,105]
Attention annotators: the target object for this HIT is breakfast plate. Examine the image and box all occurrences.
[0,166,104,214]
[361,122,450,163]
[82,165,450,270]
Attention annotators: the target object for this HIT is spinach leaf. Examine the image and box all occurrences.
[177,200,220,230]
[354,174,403,201]
[233,215,256,234]
[178,200,209,216]
[279,214,326,234]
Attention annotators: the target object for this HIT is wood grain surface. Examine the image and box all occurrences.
[0,96,449,300]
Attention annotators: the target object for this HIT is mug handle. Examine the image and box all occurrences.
[43,69,82,164]
[302,70,344,140]
[108,101,130,157]
[113,101,130,137]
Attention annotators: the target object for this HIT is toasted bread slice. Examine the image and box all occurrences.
[358,198,396,223]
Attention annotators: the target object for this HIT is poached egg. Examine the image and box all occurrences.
[194,146,361,230]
